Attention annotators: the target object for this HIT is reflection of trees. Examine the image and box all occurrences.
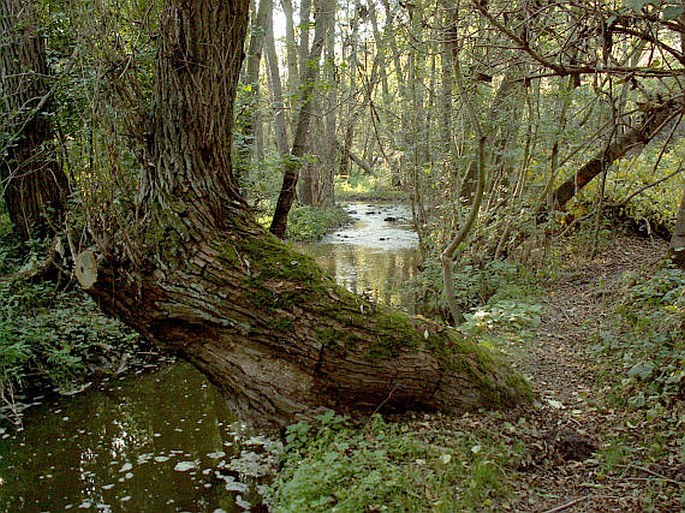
[3,362,240,512]
[306,245,419,310]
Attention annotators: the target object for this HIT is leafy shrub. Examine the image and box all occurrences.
[269,412,521,512]
[460,300,543,339]
[410,258,538,321]
[0,277,141,397]
[285,204,350,242]
[591,266,685,407]
[0,235,145,403]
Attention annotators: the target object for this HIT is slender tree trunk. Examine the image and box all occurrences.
[264,10,289,156]
[0,0,68,240]
[281,0,299,96]
[234,0,270,179]
[317,3,337,208]
[270,0,331,238]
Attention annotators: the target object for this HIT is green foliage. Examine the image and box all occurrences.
[460,300,543,340]
[269,413,521,512]
[335,175,403,201]
[578,140,685,234]
[591,266,685,408]
[411,258,538,322]
[0,237,143,400]
[597,438,631,472]
[286,204,351,242]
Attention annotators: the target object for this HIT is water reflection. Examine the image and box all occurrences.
[0,362,272,513]
[298,203,419,311]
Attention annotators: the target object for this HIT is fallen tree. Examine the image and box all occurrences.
[550,98,681,212]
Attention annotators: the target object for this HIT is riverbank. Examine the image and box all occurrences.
[0,233,165,424]
[272,232,684,512]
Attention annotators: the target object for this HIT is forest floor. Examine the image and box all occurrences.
[410,234,684,512]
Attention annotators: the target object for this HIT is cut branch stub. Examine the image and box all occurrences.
[75,250,98,289]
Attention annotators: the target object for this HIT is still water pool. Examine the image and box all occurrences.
[0,362,275,512]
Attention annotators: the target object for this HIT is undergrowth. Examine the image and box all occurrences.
[410,258,542,338]
[254,203,351,242]
[591,265,685,409]
[0,230,147,411]
[285,204,350,242]
[268,411,523,512]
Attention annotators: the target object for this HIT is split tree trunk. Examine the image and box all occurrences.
[0,0,68,240]
[84,0,530,428]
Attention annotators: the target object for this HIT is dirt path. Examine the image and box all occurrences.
[511,235,682,512]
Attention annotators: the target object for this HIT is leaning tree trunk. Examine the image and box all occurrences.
[84,0,530,429]
[270,0,333,238]
[549,98,681,212]
[0,0,68,240]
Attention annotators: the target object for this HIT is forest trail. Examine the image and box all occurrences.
[510,234,682,512]
[528,235,666,407]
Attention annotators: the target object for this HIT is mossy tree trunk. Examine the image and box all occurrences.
[0,0,68,240]
[85,0,530,428]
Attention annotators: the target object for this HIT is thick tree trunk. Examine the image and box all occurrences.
[550,99,681,211]
[0,0,68,240]
[85,0,530,429]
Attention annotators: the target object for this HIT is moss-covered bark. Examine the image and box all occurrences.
[90,227,531,427]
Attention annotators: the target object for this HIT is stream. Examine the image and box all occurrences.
[0,203,419,512]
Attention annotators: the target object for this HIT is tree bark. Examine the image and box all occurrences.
[0,0,68,240]
[550,99,681,212]
[270,0,331,238]
[85,0,530,429]
[670,189,685,269]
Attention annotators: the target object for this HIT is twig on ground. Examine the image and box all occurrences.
[617,464,684,485]
[542,496,588,513]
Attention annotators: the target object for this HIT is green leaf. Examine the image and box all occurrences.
[623,0,649,11]
[627,361,654,379]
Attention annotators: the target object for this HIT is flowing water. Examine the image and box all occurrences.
[0,203,419,512]
[298,203,419,310]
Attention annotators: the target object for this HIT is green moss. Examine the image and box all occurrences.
[223,235,331,289]
[315,327,365,354]
[362,308,420,361]
[271,317,294,332]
